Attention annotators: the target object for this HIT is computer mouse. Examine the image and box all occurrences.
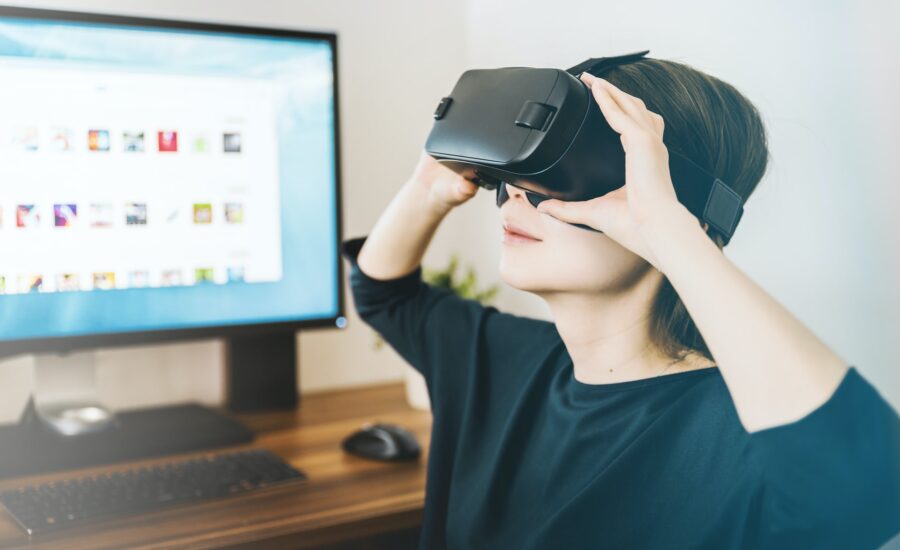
[341,422,421,462]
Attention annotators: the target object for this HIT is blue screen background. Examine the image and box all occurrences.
[0,15,340,342]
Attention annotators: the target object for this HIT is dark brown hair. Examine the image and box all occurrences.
[602,58,769,362]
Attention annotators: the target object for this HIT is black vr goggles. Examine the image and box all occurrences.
[425,50,744,246]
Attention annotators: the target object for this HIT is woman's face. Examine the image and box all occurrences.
[498,183,653,295]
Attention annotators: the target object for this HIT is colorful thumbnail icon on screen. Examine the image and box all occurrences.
[192,134,208,153]
[193,203,212,224]
[57,273,81,292]
[51,128,72,152]
[16,126,39,151]
[158,131,178,152]
[124,131,145,152]
[18,275,43,293]
[90,203,114,227]
[125,203,148,225]
[223,132,241,153]
[161,269,182,287]
[195,268,215,284]
[54,204,77,227]
[93,272,116,290]
[227,267,245,283]
[129,271,150,288]
[225,202,244,224]
[88,129,110,151]
[16,204,40,228]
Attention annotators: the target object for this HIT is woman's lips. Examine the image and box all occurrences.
[502,223,542,244]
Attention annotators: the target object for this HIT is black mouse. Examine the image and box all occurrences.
[341,422,421,461]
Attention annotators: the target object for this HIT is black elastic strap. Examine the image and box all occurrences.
[566,50,651,77]
[668,150,743,246]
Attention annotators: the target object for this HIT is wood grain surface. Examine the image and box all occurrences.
[0,382,432,549]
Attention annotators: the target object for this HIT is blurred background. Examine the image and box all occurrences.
[0,0,896,419]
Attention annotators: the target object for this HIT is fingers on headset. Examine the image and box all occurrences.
[594,79,663,139]
[589,81,640,136]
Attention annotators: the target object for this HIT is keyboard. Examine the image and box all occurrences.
[0,448,307,535]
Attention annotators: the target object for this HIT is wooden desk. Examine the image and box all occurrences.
[0,382,432,549]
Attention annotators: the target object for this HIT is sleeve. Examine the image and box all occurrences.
[749,366,900,549]
[339,235,497,390]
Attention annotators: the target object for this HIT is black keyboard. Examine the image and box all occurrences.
[0,448,307,535]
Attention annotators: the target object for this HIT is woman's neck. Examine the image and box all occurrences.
[540,271,713,384]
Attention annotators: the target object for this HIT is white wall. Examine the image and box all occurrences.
[1,0,896,423]
[465,0,900,410]
[0,0,472,422]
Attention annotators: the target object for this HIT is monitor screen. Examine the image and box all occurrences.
[0,9,343,351]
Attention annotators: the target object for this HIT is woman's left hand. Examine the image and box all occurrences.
[535,73,698,272]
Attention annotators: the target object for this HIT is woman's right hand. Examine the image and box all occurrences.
[409,150,480,215]
[357,151,481,280]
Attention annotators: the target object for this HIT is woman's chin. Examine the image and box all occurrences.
[499,261,540,292]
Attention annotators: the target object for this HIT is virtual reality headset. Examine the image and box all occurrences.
[425,50,744,246]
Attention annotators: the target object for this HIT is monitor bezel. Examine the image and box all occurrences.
[0,6,346,359]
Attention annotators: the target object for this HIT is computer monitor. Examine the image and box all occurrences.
[0,7,345,358]
[0,7,345,473]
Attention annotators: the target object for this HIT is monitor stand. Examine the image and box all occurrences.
[0,351,254,480]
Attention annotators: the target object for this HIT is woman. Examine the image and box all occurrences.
[340,58,900,549]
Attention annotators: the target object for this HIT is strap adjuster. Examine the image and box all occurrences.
[703,178,743,240]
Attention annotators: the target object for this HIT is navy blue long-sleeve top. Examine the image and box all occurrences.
[340,235,900,549]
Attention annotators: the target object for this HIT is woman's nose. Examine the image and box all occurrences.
[497,183,525,208]
[505,183,525,199]
[497,182,543,208]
